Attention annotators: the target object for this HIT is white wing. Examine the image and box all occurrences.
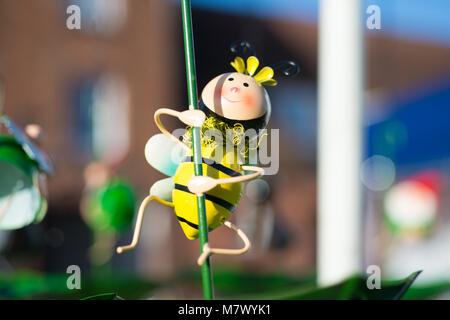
[144,133,188,177]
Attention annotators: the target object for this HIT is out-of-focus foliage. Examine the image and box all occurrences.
[2,269,441,300]
[176,267,314,298]
[0,271,157,300]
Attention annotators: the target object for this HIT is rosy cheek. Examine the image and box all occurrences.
[243,94,255,108]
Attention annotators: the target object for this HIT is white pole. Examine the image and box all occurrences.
[318,0,364,285]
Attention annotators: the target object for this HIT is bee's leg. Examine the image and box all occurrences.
[197,221,251,266]
[116,194,174,254]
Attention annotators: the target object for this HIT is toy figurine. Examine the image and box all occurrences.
[116,41,298,265]
[0,80,53,229]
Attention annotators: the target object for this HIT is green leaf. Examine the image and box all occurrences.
[402,281,450,300]
[238,271,422,300]
[81,293,123,300]
[358,271,422,300]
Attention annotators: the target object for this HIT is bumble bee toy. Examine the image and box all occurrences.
[116,41,298,265]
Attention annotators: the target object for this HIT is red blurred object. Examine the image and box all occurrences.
[407,170,444,195]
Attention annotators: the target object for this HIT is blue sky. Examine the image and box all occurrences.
[190,0,450,46]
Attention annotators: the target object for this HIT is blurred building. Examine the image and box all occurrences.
[0,0,181,277]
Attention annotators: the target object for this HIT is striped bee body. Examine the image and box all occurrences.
[173,146,243,240]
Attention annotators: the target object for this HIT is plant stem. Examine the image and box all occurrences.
[180,0,214,300]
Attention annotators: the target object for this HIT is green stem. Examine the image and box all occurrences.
[180,0,214,300]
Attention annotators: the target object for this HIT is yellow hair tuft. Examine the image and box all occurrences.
[230,57,245,74]
[230,55,277,86]
[246,56,259,76]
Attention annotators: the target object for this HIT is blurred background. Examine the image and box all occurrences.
[0,0,449,299]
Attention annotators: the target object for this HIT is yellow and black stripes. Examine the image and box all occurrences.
[174,183,236,212]
[176,215,199,230]
[172,151,244,240]
[181,156,241,177]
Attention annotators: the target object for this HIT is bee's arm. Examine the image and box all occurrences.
[188,166,264,195]
[154,107,205,153]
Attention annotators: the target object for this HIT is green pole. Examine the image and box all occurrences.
[180,0,214,300]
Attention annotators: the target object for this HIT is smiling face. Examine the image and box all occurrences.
[201,72,270,121]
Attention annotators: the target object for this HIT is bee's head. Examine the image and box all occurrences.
[201,70,271,125]
[200,41,299,134]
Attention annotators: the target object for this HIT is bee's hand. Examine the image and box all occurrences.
[178,109,205,127]
[197,243,212,266]
[188,176,218,194]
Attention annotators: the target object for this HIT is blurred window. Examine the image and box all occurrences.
[71,74,130,165]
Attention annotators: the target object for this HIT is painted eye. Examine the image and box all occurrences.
[243,82,249,87]
[228,78,234,81]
